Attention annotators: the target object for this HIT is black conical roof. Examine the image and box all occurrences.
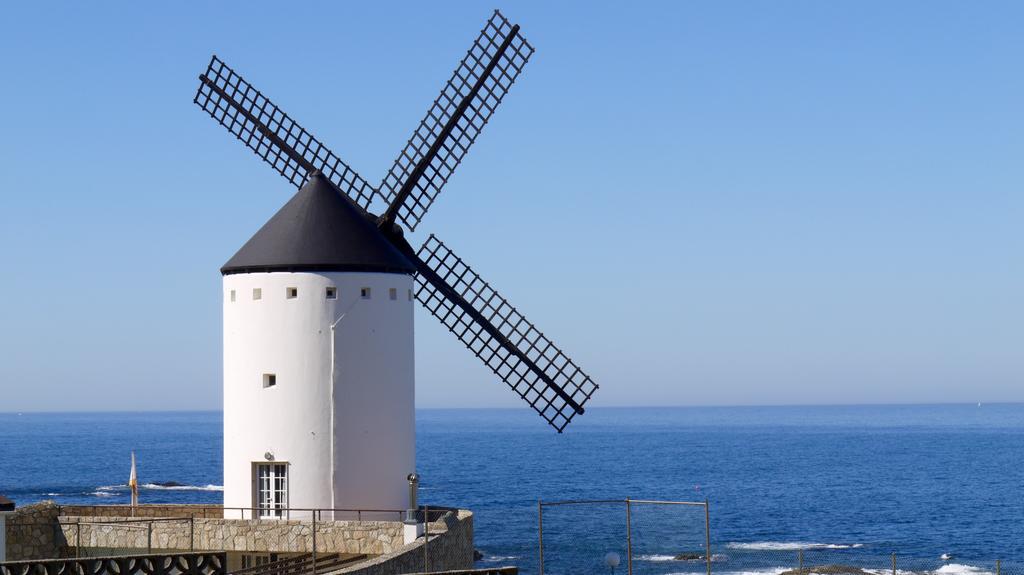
[221,173,415,275]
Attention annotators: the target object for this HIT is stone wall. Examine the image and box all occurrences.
[54,517,404,556]
[4,504,475,575]
[333,510,474,575]
[4,502,63,561]
[58,505,224,519]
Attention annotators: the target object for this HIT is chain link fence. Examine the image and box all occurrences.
[538,500,628,575]
[538,499,711,575]
[534,500,1020,575]
[625,545,1022,575]
[716,546,1021,575]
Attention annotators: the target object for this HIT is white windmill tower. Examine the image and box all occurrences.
[196,10,599,521]
[220,173,417,519]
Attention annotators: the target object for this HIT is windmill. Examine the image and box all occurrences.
[196,11,598,515]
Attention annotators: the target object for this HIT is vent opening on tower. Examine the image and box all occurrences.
[326,287,337,300]
[389,288,397,301]
[253,288,262,300]
[230,290,236,302]
[286,287,298,299]
[262,373,276,388]
[361,287,371,299]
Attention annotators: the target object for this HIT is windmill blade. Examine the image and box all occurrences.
[194,56,382,211]
[378,10,534,232]
[413,235,598,432]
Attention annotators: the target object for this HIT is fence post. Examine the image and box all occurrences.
[423,505,430,573]
[705,499,712,575]
[798,549,803,571]
[312,510,317,575]
[190,516,195,552]
[147,521,153,554]
[626,498,633,575]
[538,500,545,575]
[891,553,896,575]
[76,520,81,559]
[996,560,1001,575]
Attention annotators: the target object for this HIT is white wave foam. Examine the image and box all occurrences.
[667,568,790,575]
[91,491,114,497]
[96,483,223,492]
[140,483,223,491]
[933,564,993,575]
[637,554,729,563]
[638,555,678,562]
[726,542,862,551]
[480,555,522,563]
[862,568,919,575]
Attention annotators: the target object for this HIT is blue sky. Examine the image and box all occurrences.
[0,2,1020,411]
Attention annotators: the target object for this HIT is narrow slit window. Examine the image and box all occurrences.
[286,287,298,299]
[230,290,236,302]
[326,287,337,300]
[389,288,397,301]
[408,289,413,302]
[361,287,371,299]
[253,288,262,301]
[262,373,276,388]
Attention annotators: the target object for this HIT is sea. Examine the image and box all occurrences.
[1,405,1022,575]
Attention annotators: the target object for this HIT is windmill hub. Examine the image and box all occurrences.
[195,10,598,518]
[378,218,406,239]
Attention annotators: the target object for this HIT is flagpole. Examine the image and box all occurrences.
[129,451,138,516]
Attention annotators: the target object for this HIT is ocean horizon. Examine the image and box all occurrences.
[2,404,1022,575]
[5,401,1022,413]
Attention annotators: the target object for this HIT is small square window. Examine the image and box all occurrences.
[262,373,276,388]
[389,288,397,301]
[253,288,262,301]
[230,290,236,302]
[326,287,337,300]
[286,287,298,299]
[360,287,371,299]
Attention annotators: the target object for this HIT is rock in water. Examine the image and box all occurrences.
[674,553,705,561]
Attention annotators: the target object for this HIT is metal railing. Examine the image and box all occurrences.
[0,551,226,575]
[54,504,433,522]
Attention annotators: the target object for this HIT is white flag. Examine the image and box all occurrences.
[129,451,139,508]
